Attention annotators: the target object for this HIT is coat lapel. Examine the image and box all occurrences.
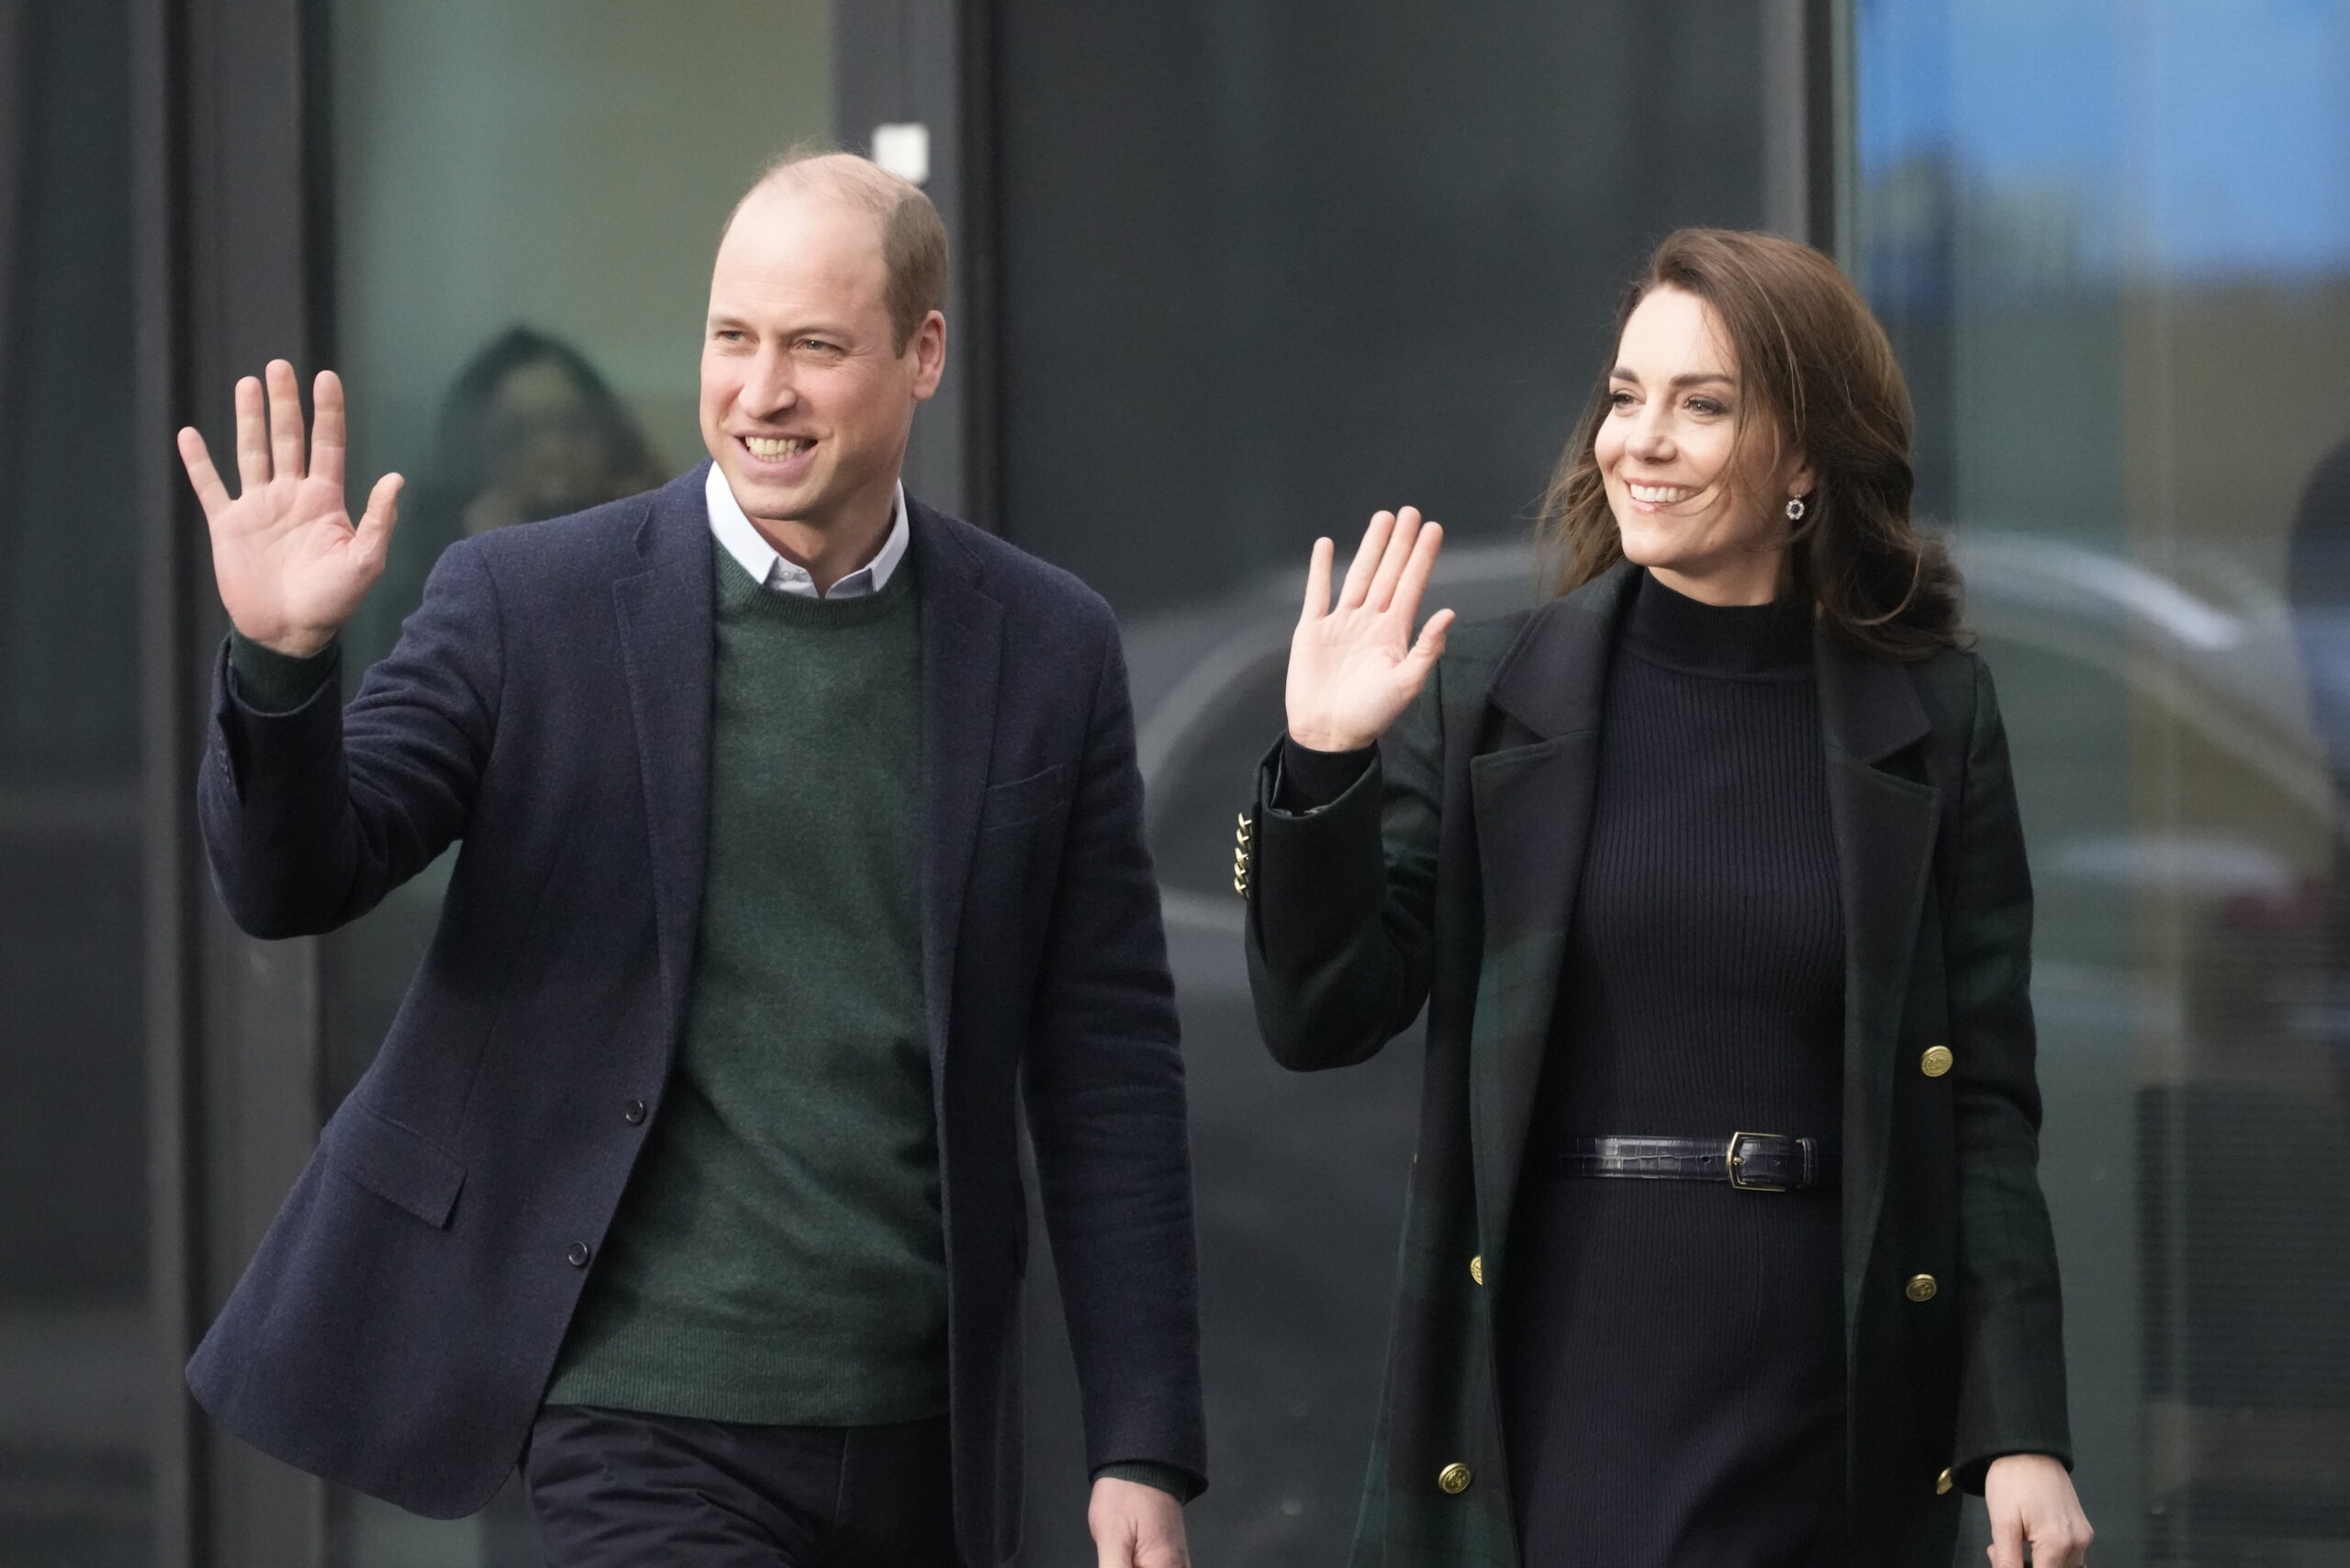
[611,467,719,1044]
[1816,630,1941,1337]
[1467,563,1638,1277]
[909,498,1003,1076]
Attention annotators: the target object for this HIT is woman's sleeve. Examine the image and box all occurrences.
[1242,664,1446,1071]
[1947,655,2076,1485]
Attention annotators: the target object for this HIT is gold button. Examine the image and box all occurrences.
[1906,1273,1939,1304]
[1920,1045,1953,1078]
[1235,812,1253,843]
[1470,1255,1483,1285]
[1438,1462,1472,1495]
[1935,1467,1953,1495]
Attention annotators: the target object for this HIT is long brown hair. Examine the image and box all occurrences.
[1537,228,1963,660]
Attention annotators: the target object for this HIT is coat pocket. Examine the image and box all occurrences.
[330,1102,467,1229]
[978,763,1069,833]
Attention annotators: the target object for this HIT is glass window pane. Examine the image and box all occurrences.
[1855,2,2350,1558]
[319,3,831,1561]
[0,0,150,1562]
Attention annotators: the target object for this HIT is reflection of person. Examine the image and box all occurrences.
[358,329,667,664]
[1241,230,2090,1566]
[2288,439,2350,1101]
[173,153,1203,1567]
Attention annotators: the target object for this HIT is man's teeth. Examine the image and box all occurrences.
[1630,483,1694,504]
[746,436,812,460]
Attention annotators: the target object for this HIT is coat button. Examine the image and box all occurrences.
[1921,1045,1953,1078]
[623,1100,648,1125]
[1935,1466,1954,1495]
[566,1242,592,1268]
[1438,1462,1472,1495]
[1470,1255,1483,1285]
[1906,1273,1939,1303]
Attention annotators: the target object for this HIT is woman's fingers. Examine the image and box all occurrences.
[1986,1507,2025,1568]
[1402,606,1454,680]
[1336,511,1395,610]
[266,359,307,480]
[234,375,269,490]
[1363,506,1422,613]
[311,370,348,492]
[1299,535,1335,625]
[177,427,232,521]
[1388,519,1445,626]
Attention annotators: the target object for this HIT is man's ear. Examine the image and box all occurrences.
[911,310,947,401]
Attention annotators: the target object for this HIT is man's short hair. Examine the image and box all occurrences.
[727,148,948,355]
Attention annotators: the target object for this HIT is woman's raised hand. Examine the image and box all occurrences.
[1285,508,1455,753]
[177,360,404,657]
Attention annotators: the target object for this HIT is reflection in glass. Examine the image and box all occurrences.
[1856,1,2350,1558]
[352,328,666,673]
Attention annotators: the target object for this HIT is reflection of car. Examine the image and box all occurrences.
[1016,529,2350,1564]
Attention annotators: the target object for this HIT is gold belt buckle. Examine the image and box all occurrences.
[1726,1130,1792,1193]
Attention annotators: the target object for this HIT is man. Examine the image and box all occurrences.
[175,152,1203,1567]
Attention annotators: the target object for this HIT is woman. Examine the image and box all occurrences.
[1239,230,2092,1567]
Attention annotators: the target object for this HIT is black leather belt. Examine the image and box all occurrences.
[1548,1133,1840,1192]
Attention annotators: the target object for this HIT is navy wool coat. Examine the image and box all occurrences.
[188,467,1205,1565]
[1241,564,2071,1567]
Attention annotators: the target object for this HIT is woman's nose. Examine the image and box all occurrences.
[1629,415,1675,463]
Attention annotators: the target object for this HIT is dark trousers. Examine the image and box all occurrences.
[523,1406,958,1568]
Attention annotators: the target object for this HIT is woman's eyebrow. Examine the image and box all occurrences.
[1609,368,1739,388]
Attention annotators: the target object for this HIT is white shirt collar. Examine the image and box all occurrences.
[703,463,911,600]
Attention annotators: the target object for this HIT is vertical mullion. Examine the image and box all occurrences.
[131,0,203,1558]
[834,0,992,528]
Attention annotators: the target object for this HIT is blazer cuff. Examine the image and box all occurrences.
[1092,1460,1204,1504]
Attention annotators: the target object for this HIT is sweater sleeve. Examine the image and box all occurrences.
[229,629,340,712]
[1275,734,1374,812]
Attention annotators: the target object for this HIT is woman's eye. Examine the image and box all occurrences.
[1688,397,1728,416]
[1608,390,1636,409]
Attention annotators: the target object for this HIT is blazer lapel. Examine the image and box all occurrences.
[909,498,1003,1076]
[1816,630,1941,1336]
[611,466,720,1045]
[1467,563,1638,1277]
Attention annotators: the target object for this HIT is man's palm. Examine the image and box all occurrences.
[180,360,402,657]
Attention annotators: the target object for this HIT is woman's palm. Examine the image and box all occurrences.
[1285,509,1453,754]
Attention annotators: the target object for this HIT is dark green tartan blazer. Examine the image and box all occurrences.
[1242,564,2071,1567]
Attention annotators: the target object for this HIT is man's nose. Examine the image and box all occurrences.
[738,349,800,418]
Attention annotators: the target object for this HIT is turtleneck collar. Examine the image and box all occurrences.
[1620,568,1814,681]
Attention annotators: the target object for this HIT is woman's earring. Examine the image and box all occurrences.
[1785,496,1807,521]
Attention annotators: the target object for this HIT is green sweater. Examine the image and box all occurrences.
[547,550,944,1423]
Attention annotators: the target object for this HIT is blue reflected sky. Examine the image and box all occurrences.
[1858,0,2350,279]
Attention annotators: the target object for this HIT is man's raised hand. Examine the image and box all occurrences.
[178,360,403,657]
[1284,507,1454,755]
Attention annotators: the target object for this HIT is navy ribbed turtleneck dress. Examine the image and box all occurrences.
[1497,569,1848,1565]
